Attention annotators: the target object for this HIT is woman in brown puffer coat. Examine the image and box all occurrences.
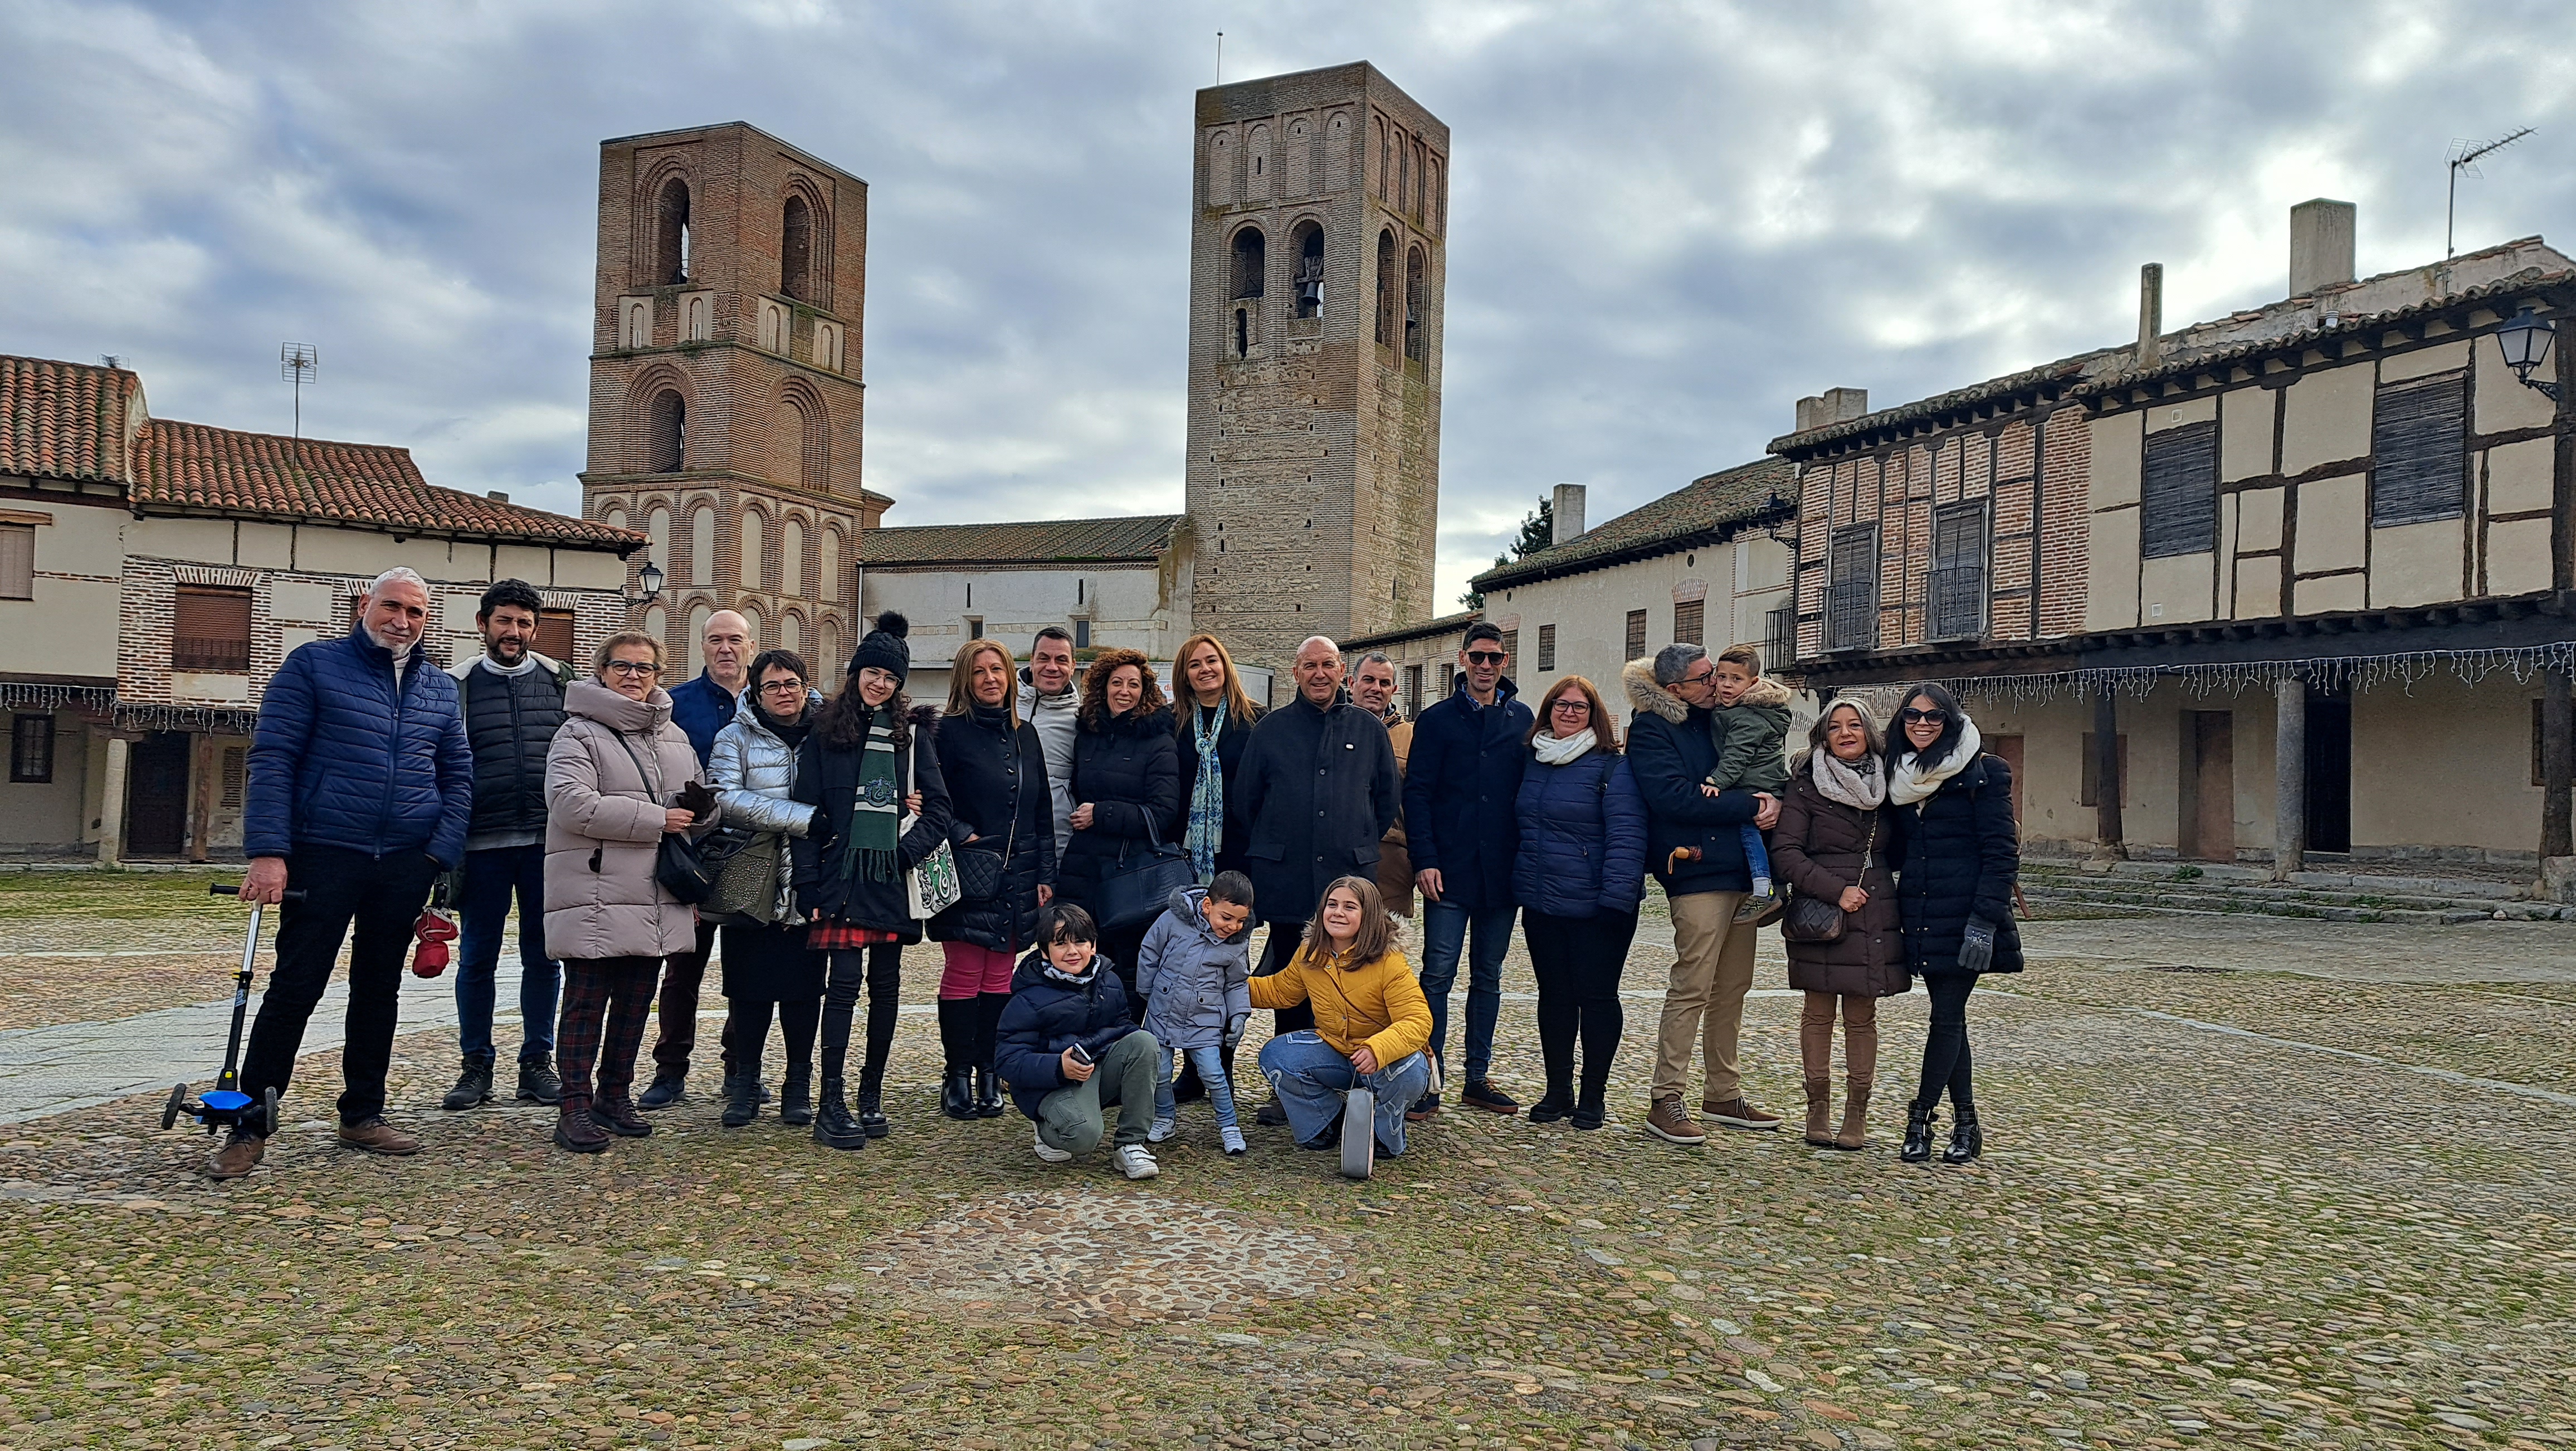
[1771,699,1909,1151]
[544,630,716,1155]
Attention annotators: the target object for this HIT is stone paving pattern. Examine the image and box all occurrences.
[0,869,2568,1449]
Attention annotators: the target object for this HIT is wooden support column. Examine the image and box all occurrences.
[95,736,129,867]
[2543,669,2573,899]
[2273,674,2307,880]
[2090,686,2126,862]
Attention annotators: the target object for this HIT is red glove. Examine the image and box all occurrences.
[410,907,459,978]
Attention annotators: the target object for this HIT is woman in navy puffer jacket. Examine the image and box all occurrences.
[1511,675,1647,1131]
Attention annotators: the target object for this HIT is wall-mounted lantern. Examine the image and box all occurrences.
[2495,306,2560,402]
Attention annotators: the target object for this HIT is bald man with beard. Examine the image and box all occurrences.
[638,608,754,1109]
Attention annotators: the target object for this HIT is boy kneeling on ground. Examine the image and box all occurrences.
[993,903,1164,1180]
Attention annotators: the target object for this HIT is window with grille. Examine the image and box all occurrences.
[1536,624,1556,672]
[1499,630,1518,664]
[1672,598,1704,647]
[966,616,984,640]
[2139,420,2218,558]
[1440,663,1455,696]
[1827,523,1879,651]
[174,585,252,673]
[536,608,576,664]
[1623,610,1648,661]
[220,746,246,807]
[1929,499,1989,640]
[2373,371,2468,525]
[0,524,31,600]
[9,715,52,783]
[1765,604,1796,672]
[1404,664,1422,715]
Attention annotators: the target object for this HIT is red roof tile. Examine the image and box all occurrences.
[0,354,135,483]
[861,513,1182,567]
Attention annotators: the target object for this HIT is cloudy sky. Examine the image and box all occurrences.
[6,0,2575,607]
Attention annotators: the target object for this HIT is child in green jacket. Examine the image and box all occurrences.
[1703,643,1793,923]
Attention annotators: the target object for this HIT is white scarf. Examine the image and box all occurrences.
[1532,728,1597,766]
[1810,747,1886,809]
[1889,718,1983,806]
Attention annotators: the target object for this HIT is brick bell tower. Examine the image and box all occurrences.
[581,122,885,686]
[1182,64,1448,685]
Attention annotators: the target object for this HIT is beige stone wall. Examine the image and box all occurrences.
[1483,536,1796,710]
[0,494,123,683]
[0,709,89,854]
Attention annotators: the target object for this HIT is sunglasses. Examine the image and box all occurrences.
[1900,707,1950,724]
[1465,651,1507,665]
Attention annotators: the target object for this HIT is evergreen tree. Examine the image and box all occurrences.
[1459,495,1555,610]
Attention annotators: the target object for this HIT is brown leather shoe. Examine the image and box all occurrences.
[205,1133,265,1180]
[1643,1096,1705,1146]
[555,1106,610,1154]
[336,1117,421,1155]
[1701,1096,1784,1132]
[591,1099,653,1138]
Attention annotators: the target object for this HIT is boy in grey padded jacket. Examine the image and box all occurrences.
[1135,874,1257,1155]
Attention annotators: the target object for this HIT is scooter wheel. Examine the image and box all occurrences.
[260,1088,280,1138]
[161,1084,187,1132]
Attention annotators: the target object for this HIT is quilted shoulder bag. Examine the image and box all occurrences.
[610,731,716,906]
[1778,811,1874,944]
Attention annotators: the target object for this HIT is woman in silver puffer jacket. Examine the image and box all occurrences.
[705,649,826,1130]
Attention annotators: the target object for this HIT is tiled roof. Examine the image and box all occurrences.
[135,418,640,549]
[1768,349,2119,459]
[0,354,136,483]
[1344,610,1480,650]
[861,513,1183,567]
[1471,458,1794,592]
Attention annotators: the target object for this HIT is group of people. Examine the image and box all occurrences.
[205,567,2022,1182]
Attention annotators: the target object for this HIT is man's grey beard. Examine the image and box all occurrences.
[362,618,418,658]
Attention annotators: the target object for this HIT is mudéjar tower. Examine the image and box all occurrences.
[1183,64,1448,679]
[580,122,887,685]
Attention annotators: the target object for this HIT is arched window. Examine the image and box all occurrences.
[1231,228,1265,300]
[1373,230,1397,348]
[739,510,768,592]
[1207,130,1236,206]
[782,611,803,655]
[687,504,716,586]
[656,178,691,285]
[646,506,672,574]
[788,393,828,491]
[781,517,806,597]
[818,617,841,690]
[781,195,812,300]
[1292,222,1325,319]
[1404,245,1427,362]
[739,605,763,649]
[685,603,711,676]
[642,603,667,653]
[820,529,842,601]
[647,389,685,473]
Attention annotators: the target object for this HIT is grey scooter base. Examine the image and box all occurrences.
[1340,1085,1375,1179]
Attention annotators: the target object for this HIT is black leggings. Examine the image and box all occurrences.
[1523,908,1636,1098]
[730,995,820,1079]
[1913,973,1978,1114]
[820,945,904,1093]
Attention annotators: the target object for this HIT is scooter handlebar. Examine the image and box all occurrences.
[211,884,306,902]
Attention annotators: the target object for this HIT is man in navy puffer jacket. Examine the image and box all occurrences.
[212,568,473,1181]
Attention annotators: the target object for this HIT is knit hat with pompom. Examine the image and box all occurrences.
[849,611,911,685]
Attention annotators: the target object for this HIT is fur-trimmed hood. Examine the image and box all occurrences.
[1623,657,1692,724]
[1735,675,1793,709]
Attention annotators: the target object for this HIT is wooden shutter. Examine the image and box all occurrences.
[173,586,252,672]
[1672,598,1704,647]
[1929,499,1989,639]
[10,714,52,783]
[2373,371,2468,525]
[1827,523,1879,650]
[0,524,31,599]
[536,608,577,664]
[1500,629,1518,664]
[2140,420,2218,557]
[1623,611,1647,661]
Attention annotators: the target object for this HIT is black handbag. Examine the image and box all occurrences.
[954,844,1007,900]
[1778,812,1872,945]
[612,732,718,905]
[1092,816,1197,931]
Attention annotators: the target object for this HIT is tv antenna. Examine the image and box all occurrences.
[280,343,318,439]
[2448,127,2534,259]
[1214,31,1223,84]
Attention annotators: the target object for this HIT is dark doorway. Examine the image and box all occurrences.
[124,732,192,858]
[1985,733,2024,822]
[2305,692,2353,854]
[2179,711,2235,861]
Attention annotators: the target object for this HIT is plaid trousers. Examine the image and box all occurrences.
[558,955,662,1113]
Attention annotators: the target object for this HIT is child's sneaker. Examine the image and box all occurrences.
[1114,1143,1160,1180]
[1220,1124,1247,1156]
[1147,1116,1177,1143]
[1032,1127,1072,1164]
[1734,886,1779,924]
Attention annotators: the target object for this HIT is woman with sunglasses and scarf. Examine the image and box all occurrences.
[1883,682,2022,1165]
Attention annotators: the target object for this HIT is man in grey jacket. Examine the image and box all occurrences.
[1016,625,1081,860]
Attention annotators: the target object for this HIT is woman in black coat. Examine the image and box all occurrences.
[1883,681,2022,1166]
[1058,647,1181,1015]
[790,614,953,1150]
[929,638,1056,1121]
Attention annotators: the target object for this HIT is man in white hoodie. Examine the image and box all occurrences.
[1016,625,1081,860]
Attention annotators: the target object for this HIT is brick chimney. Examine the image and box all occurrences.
[2290,199,2357,298]
[1551,483,1587,546]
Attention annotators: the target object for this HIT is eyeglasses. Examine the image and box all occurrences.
[1465,651,1507,665]
[603,660,660,678]
[758,680,807,695]
[1900,707,1950,724]
[1550,699,1590,714]
[1679,668,1716,688]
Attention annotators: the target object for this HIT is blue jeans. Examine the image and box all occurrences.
[456,844,560,1067]
[1417,900,1515,1084]
[1155,1042,1240,1132]
[1258,1031,1432,1157]
[1740,824,1773,888]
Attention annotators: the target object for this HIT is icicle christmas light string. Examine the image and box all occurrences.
[1905,641,2576,706]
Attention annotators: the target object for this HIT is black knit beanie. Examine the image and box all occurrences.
[850,611,911,685]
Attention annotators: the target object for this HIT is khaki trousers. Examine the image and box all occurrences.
[1652,890,1756,1103]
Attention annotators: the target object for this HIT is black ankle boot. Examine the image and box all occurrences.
[1572,1081,1607,1131]
[811,1075,866,1150]
[778,1063,813,1127]
[1901,1103,1937,1163]
[1941,1106,1982,1164]
[721,1068,761,1128]
[973,1065,1004,1118]
[856,1082,891,1138]
[1527,1084,1574,1124]
[940,1067,976,1121]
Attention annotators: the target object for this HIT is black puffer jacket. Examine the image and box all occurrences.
[1059,707,1182,906]
[929,704,1056,955]
[1172,700,1259,875]
[991,950,1142,1119]
[1887,752,2023,975]
[1234,692,1401,927]
[789,704,954,942]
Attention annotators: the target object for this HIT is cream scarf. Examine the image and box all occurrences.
[1810,746,1886,810]
[1532,728,1597,766]
[1889,718,1983,806]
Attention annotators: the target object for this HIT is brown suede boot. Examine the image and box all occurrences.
[1835,1083,1871,1150]
[1802,1079,1835,1146]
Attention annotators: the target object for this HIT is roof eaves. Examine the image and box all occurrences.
[1767,352,2114,459]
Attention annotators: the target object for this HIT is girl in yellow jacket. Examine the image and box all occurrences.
[1250,875,1437,1157]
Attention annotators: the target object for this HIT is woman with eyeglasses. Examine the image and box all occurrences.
[704,649,827,1129]
[1884,682,2022,1165]
[542,631,719,1154]
[1509,676,1646,1130]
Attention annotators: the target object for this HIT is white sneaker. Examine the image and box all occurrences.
[1220,1124,1247,1156]
[1147,1116,1177,1143]
[1114,1143,1160,1180]
[1032,1127,1072,1164]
